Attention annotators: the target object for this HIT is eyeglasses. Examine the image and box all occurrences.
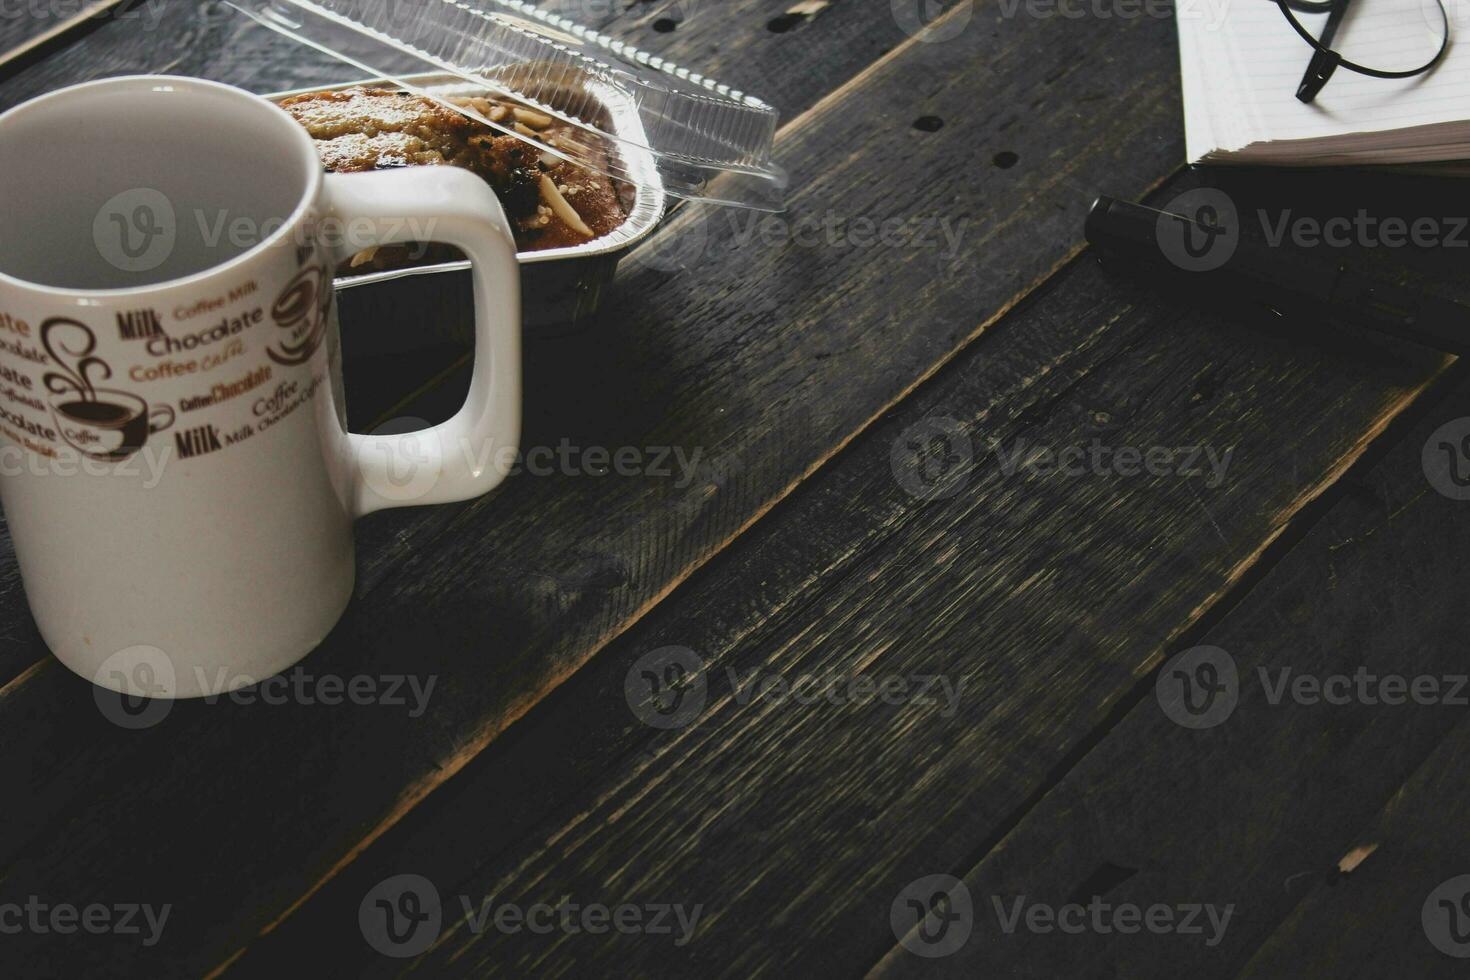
[1274,0,1451,103]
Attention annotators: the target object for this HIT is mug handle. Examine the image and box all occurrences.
[148,403,175,434]
[321,168,522,517]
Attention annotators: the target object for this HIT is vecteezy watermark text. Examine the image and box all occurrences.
[358,423,706,505]
[991,895,1234,946]
[890,416,1235,502]
[456,896,700,946]
[636,207,970,272]
[727,666,965,718]
[359,874,701,958]
[892,0,975,42]
[0,442,170,488]
[890,875,1235,958]
[724,211,968,258]
[1423,417,1470,500]
[192,667,437,717]
[1157,646,1470,729]
[991,438,1234,487]
[998,0,1230,29]
[92,645,439,730]
[1259,210,1470,250]
[1155,187,1470,272]
[622,648,966,729]
[0,897,171,947]
[93,189,443,274]
[508,439,702,485]
[1424,875,1470,958]
[1258,666,1470,707]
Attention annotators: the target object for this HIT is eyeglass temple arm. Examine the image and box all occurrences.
[1277,0,1448,103]
[1298,0,1350,103]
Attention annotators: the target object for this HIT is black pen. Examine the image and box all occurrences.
[1084,195,1470,354]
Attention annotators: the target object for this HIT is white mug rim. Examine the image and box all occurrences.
[0,74,324,302]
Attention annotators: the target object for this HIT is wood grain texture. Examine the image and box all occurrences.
[0,0,128,76]
[229,170,1465,976]
[0,0,583,105]
[0,0,907,110]
[389,299,1442,979]
[5,3,1463,979]
[863,367,1470,980]
[1238,714,1470,980]
[0,1,1190,977]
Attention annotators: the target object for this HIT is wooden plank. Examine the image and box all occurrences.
[0,3,1195,975]
[0,0,908,111]
[1238,716,1470,979]
[861,367,1470,979]
[0,0,129,79]
[221,169,1466,975]
[0,0,622,106]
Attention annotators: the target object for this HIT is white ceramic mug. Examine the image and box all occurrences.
[0,76,521,698]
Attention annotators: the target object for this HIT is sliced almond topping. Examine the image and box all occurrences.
[450,96,510,123]
[513,107,553,129]
[1338,843,1379,874]
[538,174,594,237]
[349,246,380,268]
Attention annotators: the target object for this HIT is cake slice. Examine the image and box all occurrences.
[278,87,628,267]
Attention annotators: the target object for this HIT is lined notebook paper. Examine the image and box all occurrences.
[1177,0,1470,166]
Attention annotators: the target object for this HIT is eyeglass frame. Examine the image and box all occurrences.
[1274,0,1451,103]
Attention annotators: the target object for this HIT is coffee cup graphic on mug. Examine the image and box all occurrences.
[0,77,522,698]
[50,389,176,461]
[43,317,176,461]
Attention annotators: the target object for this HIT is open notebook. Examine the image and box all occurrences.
[1177,0,1470,167]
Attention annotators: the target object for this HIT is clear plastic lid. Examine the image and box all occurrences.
[227,0,786,210]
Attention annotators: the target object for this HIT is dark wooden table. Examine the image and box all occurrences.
[3,1,1470,977]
